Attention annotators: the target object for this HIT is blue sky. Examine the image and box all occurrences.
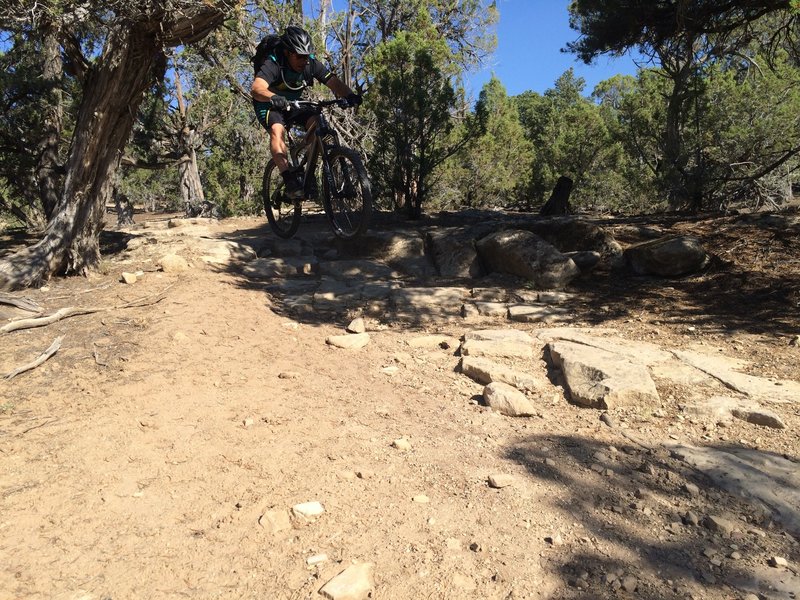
[303,0,646,98]
[466,0,646,98]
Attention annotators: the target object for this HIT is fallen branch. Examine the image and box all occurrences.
[0,294,42,313]
[4,336,63,380]
[2,307,100,333]
[0,284,173,334]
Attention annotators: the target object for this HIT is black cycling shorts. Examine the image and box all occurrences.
[254,100,316,131]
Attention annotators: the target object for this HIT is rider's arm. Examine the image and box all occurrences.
[324,75,354,99]
[251,77,277,102]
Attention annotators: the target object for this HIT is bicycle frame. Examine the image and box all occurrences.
[286,101,341,199]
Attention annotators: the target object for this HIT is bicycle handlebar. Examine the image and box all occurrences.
[288,98,354,111]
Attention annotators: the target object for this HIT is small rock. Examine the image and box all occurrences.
[292,501,325,519]
[445,538,462,550]
[638,462,656,475]
[326,332,370,349]
[412,494,430,504]
[684,511,700,527]
[545,534,564,546]
[392,438,412,451]
[346,317,366,334]
[768,556,788,568]
[621,576,638,592]
[319,563,374,600]
[683,482,701,496]
[600,412,617,428]
[243,418,255,428]
[278,371,301,380]
[121,272,137,284]
[258,509,292,533]
[452,573,476,590]
[160,253,190,272]
[703,515,737,536]
[487,474,515,489]
[483,381,536,417]
[729,551,742,560]
[469,542,483,552]
[307,553,328,566]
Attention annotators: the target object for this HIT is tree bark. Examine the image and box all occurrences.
[36,21,63,222]
[0,26,160,290]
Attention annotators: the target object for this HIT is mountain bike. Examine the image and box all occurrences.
[262,99,372,240]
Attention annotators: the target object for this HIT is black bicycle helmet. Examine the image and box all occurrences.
[281,26,314,56]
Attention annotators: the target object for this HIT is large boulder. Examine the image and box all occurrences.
[475,229,579,289]
[624,235,710,277]
[425,228,484,278]
[520,217,623,260]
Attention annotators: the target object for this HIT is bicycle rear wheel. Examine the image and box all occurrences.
[321,147,372,240]
[263,159,302,239]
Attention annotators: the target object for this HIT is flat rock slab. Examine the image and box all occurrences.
[464,329,535,344]
[242,257,316,279]
[461,339,534,360]
[537,328,673,365]
[684,396,786,429]
[314,279,364,312]
[460,356,543,392]
[508,304,571,323]
[461,328,537,359]
[472,301,509,317]
[406,335,460,350]
[670,444,800,536]
[319,259,399,281]
[511,290,575,305]
[548,340,659,409]
[674,349,800,404]
[326,333,370,349]
[319,563,374,600]
[391,287,470,320]
[192,239,257,264]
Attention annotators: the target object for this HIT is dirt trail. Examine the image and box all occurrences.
[1,214,799,600]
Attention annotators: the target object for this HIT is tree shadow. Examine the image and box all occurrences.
[134,208,800,340]
[505,433,800,599]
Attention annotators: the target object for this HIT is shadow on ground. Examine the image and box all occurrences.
[506,434,800,600]
[205,209,800,339]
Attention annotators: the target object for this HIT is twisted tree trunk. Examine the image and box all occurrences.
[0,4,229,291]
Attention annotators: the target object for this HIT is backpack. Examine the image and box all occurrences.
[251,34,282,75]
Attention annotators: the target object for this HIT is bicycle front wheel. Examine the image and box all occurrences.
[321,147,372,240]
[263,159,302,239]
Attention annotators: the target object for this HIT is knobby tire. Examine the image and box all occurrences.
[321,147,372,240]
[263,159,302,239]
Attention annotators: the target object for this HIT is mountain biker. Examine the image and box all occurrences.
[251,25,361,200]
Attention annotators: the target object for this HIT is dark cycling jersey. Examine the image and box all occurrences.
[256,51,333,101]
[253,49,333,128]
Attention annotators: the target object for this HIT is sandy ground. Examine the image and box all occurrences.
[1,210,799,600]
